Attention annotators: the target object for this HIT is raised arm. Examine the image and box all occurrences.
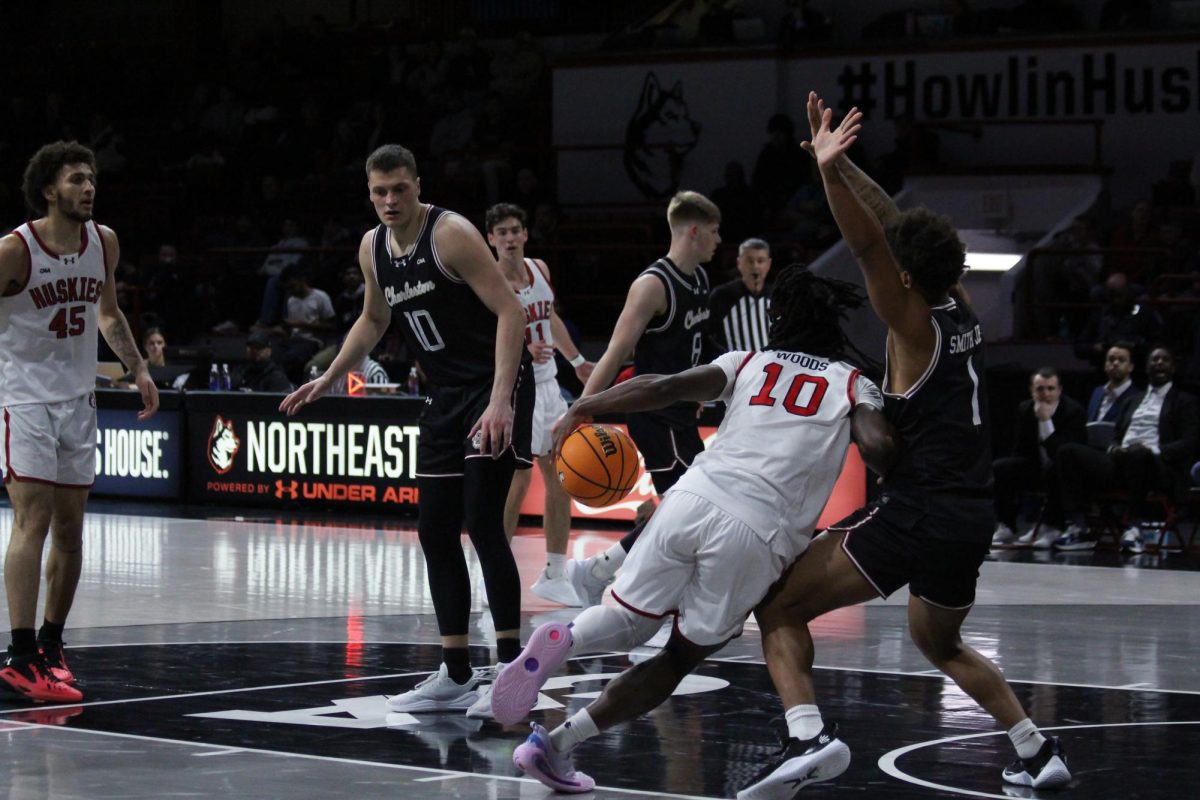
[552,364,727,456]
[280,232,391,415]
[809,105,930,342]
[436,212,527,457]
[803,91,900,227]
[581,275,667,396]
[97,226,159,421]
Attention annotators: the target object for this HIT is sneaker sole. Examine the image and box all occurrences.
[1053,542,1096,551]
[0,672,83,704]
[491,622,572,725]
[1003,757,1072,790]
[736,740,851,800]
[386,691,479,713]
[530,580,583,607]
[513,741,595,793]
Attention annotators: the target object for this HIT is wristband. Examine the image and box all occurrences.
[569,353,587,368]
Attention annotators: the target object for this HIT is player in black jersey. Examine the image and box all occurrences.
[280,145,532,717]
[739,95,1070,798]
[563,191,720,608]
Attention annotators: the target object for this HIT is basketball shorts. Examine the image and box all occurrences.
[530,377,569,457]
[417,362,535,477]
[833,493,991,610]
[610,490,806,646]
[625,414,703,476]
[1,393,97,487]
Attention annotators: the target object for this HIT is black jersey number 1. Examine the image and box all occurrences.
[403,310,446,352]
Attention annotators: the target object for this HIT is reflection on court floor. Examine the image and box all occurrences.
[1,509,1198,798]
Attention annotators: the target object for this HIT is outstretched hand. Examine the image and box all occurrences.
[279,376,331,416]
[801,98,861,170]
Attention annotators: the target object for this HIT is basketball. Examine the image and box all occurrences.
[556,424,641,507]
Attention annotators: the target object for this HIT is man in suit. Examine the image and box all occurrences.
[1055,345,1199,552]
[993,367,1087,548]
[1086,342,1138,423]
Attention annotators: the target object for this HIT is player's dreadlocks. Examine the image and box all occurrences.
[765,265,878,372]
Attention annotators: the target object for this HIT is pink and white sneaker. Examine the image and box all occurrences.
[513,722,595,793]
[490,621,572,725]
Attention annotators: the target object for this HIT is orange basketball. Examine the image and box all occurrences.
[556,424,641,508]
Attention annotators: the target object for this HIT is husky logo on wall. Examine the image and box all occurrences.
[624,72,701,199]
[207,416,240,475]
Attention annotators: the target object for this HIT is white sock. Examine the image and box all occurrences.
[1007,718,1046,760]
[590,542,626,581]
[546,553,565,580]
[785,704,824,741]
[549,708,600,752]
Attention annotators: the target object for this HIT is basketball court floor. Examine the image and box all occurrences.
[0,502,1197,799]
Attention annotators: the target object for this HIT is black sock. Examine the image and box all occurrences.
[497,638,522,665]
[10,629,37,656]
[38,621,65,644]
[442,647,472,684]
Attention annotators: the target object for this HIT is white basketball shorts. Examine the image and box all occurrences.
[610,489,809,646]
[531,377,570,457]
[1,393,97,487]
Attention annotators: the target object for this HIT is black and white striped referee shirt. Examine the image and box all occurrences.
[709,278,770,353]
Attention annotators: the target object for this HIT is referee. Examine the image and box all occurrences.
[709,238,772,353]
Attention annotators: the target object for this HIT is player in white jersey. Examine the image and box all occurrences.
[490,266,896,793]
[486,204,595,607]
[0,142,159,703]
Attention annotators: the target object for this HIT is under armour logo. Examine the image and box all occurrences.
[275,479,299,499]
[61,256,76,265]
[391,256,408,269]
[819,735,830,744]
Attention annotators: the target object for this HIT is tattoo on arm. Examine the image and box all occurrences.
[102,314,146,374]
[835,158,900,227]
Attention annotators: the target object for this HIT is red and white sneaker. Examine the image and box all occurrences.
[0,648,83,703]
[39,640,76,686]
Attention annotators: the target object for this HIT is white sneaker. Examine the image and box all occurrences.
[530,568,582,607]
[1052,523,1095,551]
[1016,525,1060,550]
[386,664,481,713]
[565,556,613,607]
[992,523,1016,547]
[1121,525,1145,554]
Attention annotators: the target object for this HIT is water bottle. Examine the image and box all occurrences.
[406,366,420,396]
[308,364,320,383]
[220,363,231,391]
[208,363,220,391]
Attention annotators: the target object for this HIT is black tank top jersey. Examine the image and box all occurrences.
[371,206,498,388]
[633,257,711,427]
[883,298,993,498]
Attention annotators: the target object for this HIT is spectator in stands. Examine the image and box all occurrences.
[1086,342,1139,423]
[256,218,312,329]
[993,367,1087,549]
[306,263,366,376]
[708,238,773,354]
[276,265,336,382]
[1055,345,1199,553]
[778,0,831,48]
[236,332,294,393]
[752,113,809,218]
[1107,200,1160,284]
[1074,272,1161,367]
[710,161,763,245]
[117,328,170,389]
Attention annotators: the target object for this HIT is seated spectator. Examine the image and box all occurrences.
[1086,342,1139,423]
[1075,273,1161,367]
[235,332,294,393]
[275,266,336,382]
[305,264,366,375]
[1055,346,1199,552]
[993,367,1087,549]
[118,327,183,389]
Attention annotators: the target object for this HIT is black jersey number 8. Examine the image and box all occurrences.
[691,331,702,367]
[403,310,446,352]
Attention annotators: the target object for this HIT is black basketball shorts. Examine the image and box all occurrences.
[417,361,535,477]
[832,493,992,610]
[625,414,704,476]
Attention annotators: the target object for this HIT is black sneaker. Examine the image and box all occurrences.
[737,723,851,800]
[38,640,76,686]
[1002,736,1071,789]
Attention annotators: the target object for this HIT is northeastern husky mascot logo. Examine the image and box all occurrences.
[207,416,240,475]
[624,72,701,200]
